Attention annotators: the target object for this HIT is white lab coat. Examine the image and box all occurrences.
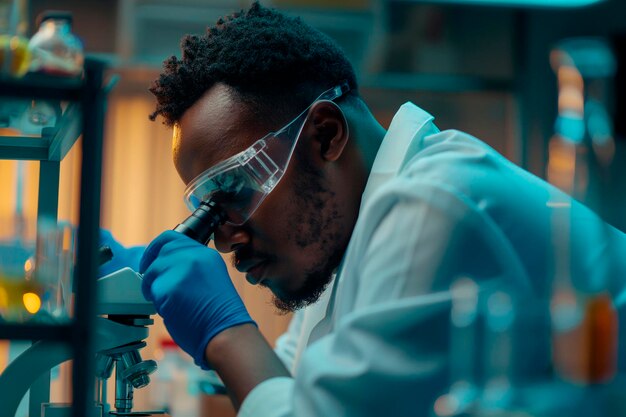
[239,103,626,417]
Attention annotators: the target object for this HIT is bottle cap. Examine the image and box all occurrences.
[160,339,179,349]
[36,10,73,27]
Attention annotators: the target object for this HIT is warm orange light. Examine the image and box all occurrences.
[557,66,583,89]
[0,287,8,309]
[62,228,72,251]
[547,136,577,191]
[24,259,33,273]
[22,292,41,314]
[558,86,584,114]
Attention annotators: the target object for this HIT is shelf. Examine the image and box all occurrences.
[360,72,514,93]
[0,57,108,417]
[0,323,73,341]
[0,74,83,101]
[0,136,49,160]
[0,103,82,161]
[394,0,604,8]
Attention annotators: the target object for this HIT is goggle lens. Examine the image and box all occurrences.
[189,166,271,225]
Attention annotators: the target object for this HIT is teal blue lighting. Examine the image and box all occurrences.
[424,0,604,7]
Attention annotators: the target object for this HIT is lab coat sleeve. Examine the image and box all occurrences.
[351,179,530,308]
[239,294,451,417]
[238,377,295,417]
[239,182,529,417]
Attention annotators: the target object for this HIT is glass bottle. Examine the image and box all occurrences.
[548,38,619,385]
[0,0,30,77]
[28,11,84,77]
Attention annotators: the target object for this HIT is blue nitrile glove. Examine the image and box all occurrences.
[98,229,146,277]
[139,230,255,369]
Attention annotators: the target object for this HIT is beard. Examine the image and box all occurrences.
[270,151,348,313]
[270,249,342,313]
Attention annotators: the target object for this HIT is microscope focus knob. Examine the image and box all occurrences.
[121,359,157,389]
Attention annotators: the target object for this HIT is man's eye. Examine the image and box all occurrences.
[208,189,235,204]
[214,172,244,194]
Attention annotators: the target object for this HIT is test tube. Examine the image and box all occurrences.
[478,289,516,413]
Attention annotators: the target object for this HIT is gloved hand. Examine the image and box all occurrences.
[98,229,145,277]
[140,230,255,369]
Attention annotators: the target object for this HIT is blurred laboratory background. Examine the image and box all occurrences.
[1,0,626,416]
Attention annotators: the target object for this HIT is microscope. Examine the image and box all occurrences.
[0,199,225,417]
[93,267,163,416]
[0,267,162,417]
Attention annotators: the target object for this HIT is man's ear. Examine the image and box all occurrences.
[304,101,349,162]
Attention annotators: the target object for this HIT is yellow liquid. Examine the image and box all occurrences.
[0,35,31,77]
[0,274,44,321]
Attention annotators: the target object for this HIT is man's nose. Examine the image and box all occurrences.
[213,224,250,253]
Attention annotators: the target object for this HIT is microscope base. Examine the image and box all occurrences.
[42,403,104,417]
[41,404,164,417]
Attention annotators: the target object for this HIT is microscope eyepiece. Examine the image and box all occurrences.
[173,200,226,245]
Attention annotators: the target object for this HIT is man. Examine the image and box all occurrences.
[137,3,626,416]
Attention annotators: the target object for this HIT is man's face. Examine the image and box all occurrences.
[173,84,354,312]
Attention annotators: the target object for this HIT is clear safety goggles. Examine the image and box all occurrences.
[183,83,350,226]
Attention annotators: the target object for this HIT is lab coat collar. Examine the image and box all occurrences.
[307,103,438,345]
[360,102,438,208]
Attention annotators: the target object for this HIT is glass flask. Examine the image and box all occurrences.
[28,11,83,77]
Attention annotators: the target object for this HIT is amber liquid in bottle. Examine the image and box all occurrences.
[552,292,618,384]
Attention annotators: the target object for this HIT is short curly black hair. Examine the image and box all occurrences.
[149,2,359,127]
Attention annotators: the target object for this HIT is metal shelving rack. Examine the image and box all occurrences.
[0,58,108,417]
